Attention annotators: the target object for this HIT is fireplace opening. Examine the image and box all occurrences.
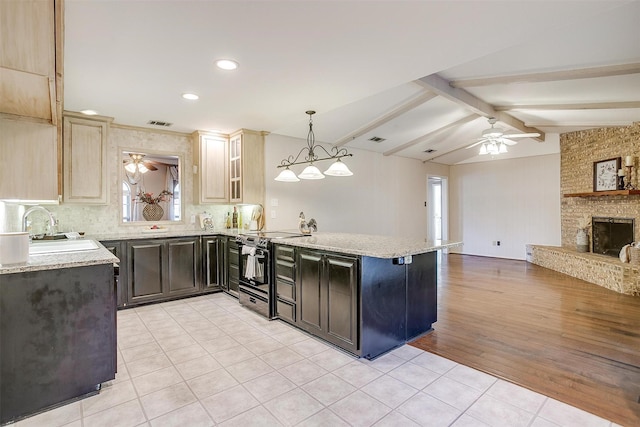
[592,217,634,257]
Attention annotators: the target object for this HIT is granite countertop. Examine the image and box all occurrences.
[275,232,463,258]
[89,228,241,241]
[0,240,119,275]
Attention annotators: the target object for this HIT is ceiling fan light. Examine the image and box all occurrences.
[138,163,149,173]
[499,142,508,153]
[274,167,300,182]
[479,144,488,155]
[324,159,353,176]
[125,163,137,173]
[298,164,325,180]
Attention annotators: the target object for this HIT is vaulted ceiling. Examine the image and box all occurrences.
[63,0,640,165]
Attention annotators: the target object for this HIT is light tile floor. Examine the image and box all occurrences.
[13,293,619,427]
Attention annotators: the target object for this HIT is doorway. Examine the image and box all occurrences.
[427,176,448,243]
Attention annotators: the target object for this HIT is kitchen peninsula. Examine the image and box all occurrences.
[272,233,461,359]
[0,243,119,424]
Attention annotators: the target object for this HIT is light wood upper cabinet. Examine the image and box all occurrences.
[192,131,229,204]
[230,129,266,206]
[63,112,112,204]
[0,118,58,201]
[192,129,266,205]
[0,0,59,122]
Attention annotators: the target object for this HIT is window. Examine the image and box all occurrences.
[172,181,181,221]
[122,181,131,222]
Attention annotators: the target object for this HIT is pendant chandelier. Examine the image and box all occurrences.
[275,111,353,182]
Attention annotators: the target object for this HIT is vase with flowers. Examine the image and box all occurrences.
[138,190,172,221]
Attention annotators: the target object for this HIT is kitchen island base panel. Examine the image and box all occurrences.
[360,256,407,360]
[0,264,117,424]
[360,252,437,360]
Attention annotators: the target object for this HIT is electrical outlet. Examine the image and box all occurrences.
[497,241,501,246]
[271,210,277,219]
[190,214,196,224]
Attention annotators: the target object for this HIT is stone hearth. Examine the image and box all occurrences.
[526,245,640,296]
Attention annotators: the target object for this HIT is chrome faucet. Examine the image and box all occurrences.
[22,206,57,236]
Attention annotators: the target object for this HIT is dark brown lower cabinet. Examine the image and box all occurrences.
[202,236,222,291]
[127,237,200,305]
[0,264,116,424]
[288,246,438,360]
[297,249,359,354]
[101,239,128,308]
[225,237,240,297]
[274,244,296,324]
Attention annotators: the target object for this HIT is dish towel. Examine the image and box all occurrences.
[255,257,264,279]
[242,245,257,280]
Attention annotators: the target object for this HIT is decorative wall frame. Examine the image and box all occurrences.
[593,157,621,191]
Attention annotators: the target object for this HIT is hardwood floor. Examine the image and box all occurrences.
[410,253,640,426]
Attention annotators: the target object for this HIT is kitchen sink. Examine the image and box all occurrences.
[29,239,100,255]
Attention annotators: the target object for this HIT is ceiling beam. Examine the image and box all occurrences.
[525,121,634,127]
[449,63,640,88]
[333,91,437,148]
[422,142,475,164]
[495,101,640,111]
[383,114,478,156]
[415,73,545,142]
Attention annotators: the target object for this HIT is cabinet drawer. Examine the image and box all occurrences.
[239,287,269,318]
[276,278,295,302]
[275,245,295,262]
[275,259,295,282]
[276,299,296,323]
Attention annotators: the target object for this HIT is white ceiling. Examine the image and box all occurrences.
[63,0,640,165]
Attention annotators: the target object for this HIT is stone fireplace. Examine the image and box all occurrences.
[527,122,640,296]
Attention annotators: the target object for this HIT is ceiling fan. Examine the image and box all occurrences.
[123,153,158,173]
[123,153,158,185]
[467,118,540,155]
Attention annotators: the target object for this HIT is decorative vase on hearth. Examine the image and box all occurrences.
[576,228,589,253]
[143,204,164,221]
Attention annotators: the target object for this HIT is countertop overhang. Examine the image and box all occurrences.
[0,240,119,275]
[274,232,462,258]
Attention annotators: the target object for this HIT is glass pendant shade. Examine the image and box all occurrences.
[479,144,488,155]
[125,163,137,173]
[498,142,508,153]
[138,163,149,173]
[324,159,353,176]
[274,167,300,182]
[298,164,325,180]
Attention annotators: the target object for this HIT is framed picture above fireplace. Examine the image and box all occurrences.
[593,157,621,191]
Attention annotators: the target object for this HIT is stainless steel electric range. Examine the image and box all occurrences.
[236,231,306,318]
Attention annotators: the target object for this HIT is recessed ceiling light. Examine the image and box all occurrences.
[215,59,239,70]
[182,93,199,100]
[81,109,98,115]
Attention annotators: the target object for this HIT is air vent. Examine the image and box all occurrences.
[368,136,386,143]
[424,149,436,153]
[147,120,173,127]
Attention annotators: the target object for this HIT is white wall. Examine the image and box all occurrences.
[448,153,561,260]
[264,134,433,238]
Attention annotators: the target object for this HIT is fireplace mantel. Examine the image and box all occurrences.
[564,189,640,197]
